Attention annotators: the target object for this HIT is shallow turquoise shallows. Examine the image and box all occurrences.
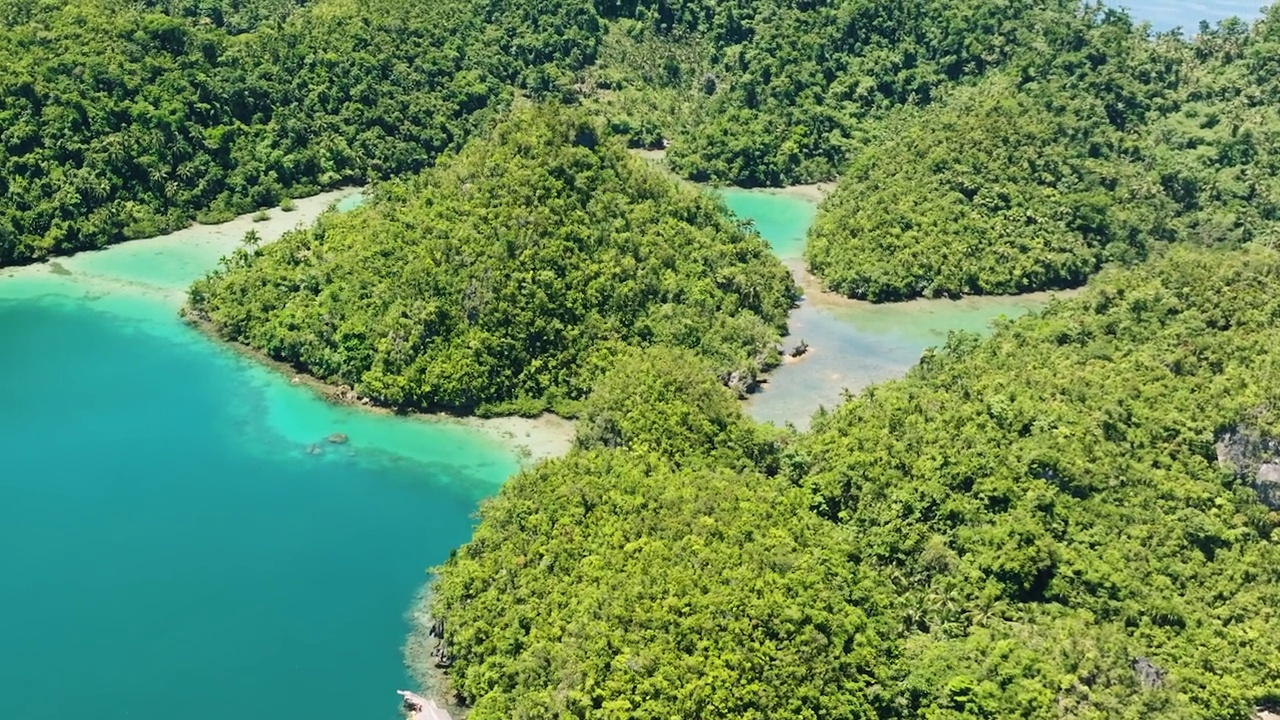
[0,203,518,720]
[718,188,1064,428]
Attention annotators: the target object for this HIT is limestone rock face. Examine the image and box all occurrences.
[1131,656,1166,689]
[1216,425,1280,510]
[1256,463,1280,509]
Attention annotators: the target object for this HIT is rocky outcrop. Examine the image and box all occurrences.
[396,690,452,720]
[327,384,362,404]
[1131,656,1166,689]
[1257,463,1280,509]
[724,369,758,399]
[1216,424,1280,510]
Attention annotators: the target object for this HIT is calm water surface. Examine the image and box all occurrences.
[718,188,1068,427]
[0,202,517,720]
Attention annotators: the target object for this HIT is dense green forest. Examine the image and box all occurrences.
[806,7,1280,300]
[425,245,1280,718]
[187,106,796,416]
[0,0,598,264]
[583,0,1089,185]
[0,0,1158,267]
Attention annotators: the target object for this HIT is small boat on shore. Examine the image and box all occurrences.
[397,690,452,720]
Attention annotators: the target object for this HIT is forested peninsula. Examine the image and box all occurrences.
[188,106,796,416]
[806,8,1280,300]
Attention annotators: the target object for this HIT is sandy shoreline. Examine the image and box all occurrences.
[0,188,362,291]
[792,262,1080,312]
[753,182,835,203]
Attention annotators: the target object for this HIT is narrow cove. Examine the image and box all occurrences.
[717,187,1068,428]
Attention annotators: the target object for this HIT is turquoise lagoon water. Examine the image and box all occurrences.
[0,205,518,720]
[718,188,1065,428]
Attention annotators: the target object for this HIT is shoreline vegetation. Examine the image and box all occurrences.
[162,189,576,464]
[0,188,360,286]
[0,186,578,464]
[795,264,1082,314]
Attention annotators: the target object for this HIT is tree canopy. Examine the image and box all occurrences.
[805,7,1280,300]
[0,0,598,265]
[187,106,796,415]
[582,0,1078,186]
[798,245,1280,716]
[428,449,888,720]
[0,0,1131,267]
[804,71,1167,301]
[573,345,782,471]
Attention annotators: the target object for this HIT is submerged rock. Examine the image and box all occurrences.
[327,433,349,445]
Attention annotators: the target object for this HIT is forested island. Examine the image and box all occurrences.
[5,0,1280,718]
